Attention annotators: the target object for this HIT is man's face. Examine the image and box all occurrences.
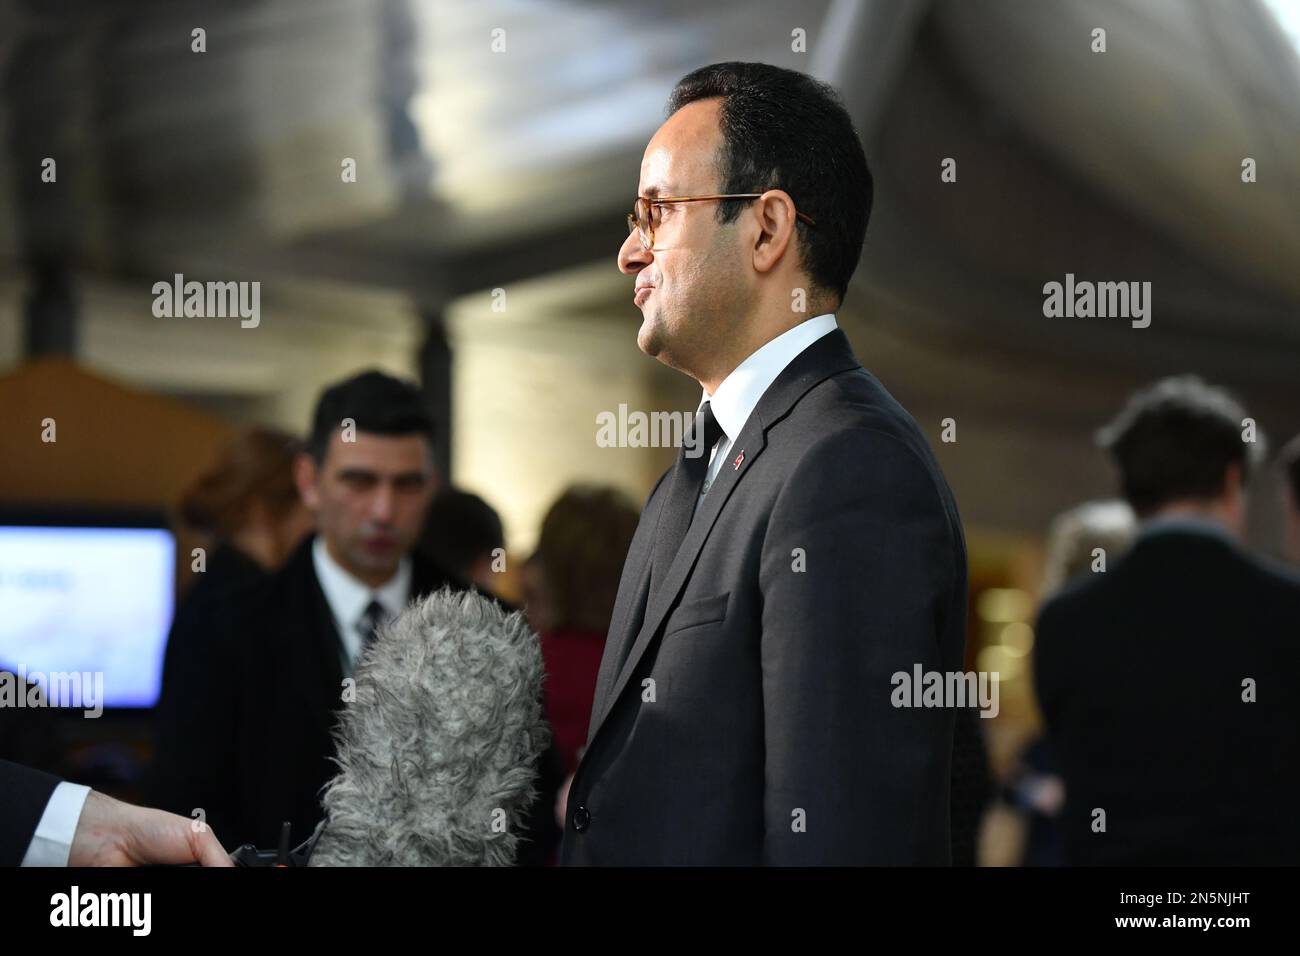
[296,430,436,583]
[618,98,753,377]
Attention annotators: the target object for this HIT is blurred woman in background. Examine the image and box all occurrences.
[175,425,314,590]
[525,484,640,778]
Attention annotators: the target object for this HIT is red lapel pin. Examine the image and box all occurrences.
[733,449,745,470]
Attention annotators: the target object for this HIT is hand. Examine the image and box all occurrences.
[554,771,574,830]
[68,791,234,867]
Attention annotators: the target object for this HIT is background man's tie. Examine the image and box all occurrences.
[358,599,386,655]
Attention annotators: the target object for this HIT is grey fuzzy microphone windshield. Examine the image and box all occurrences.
[309,586,549,866]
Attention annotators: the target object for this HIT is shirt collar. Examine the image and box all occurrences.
[698,313,838,442]
[311,535,412,634]
[1136,513,1236,546]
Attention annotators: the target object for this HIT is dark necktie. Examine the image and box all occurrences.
[358,599,386,655]
[649,401,725,596]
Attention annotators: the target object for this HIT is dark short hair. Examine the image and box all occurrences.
[1096,375,1265,516]
[420,488,505,578]
[307,369,434,462]
[1279,434,1300,507]
[666,61,872,305]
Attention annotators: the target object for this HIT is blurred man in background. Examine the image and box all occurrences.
[419,487,506,595]
[150,370,457,849]
[1034,375,1300,864]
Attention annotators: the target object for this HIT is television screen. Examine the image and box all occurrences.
[0,522,175,710]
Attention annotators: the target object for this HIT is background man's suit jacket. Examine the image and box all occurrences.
[0,759,60,866]
[561,328,969,865]
[1034,527,1300,865]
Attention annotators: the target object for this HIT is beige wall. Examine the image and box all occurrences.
[449,300,693,556]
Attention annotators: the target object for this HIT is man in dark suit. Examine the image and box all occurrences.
[150,372,459,849]
[1035,376,1300,864]
[3,759,229,866]
[561,63,968,865]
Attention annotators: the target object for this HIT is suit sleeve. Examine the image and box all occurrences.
[0,759,61,867]
[759,428,959,864]
[1030,597,1065,734]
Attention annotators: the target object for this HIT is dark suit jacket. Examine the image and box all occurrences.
[560,328,968,865]
[1,759,60,867]
[1034,526,1300,865]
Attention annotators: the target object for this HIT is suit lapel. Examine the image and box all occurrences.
[588,421,769,738]
[588,505,659,735]
[585,327,862,742]
[287,537,344,710]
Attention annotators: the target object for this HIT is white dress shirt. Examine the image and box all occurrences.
[20,781,90,866]
[693,312,838,516]
[312,537,411,673]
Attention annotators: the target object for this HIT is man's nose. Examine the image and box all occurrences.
[618,229,652,275]
[369,484,395,523]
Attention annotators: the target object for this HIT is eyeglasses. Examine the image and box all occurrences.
[626,194,816,250]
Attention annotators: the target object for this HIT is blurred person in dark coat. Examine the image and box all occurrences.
[999,500,1135,867]
[150,427,312,800]
[419,487,506,596]
[1034,376,1300,865]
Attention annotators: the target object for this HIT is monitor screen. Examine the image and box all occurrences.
[0,522,175,710]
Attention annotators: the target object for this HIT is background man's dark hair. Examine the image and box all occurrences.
[420,488,505,579]
[1096,374,1265,516]
[307,369,435,463]
[667,61,872,306]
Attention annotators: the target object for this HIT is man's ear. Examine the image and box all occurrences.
[750,189,798,276]
[294,452,322,510]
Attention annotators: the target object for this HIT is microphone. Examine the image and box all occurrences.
[305,586,549,866]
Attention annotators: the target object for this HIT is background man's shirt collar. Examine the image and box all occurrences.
[312,535,411,664]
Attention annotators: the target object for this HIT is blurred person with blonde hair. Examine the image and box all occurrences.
[1039,499,1137,596]
[990,499,1136,867]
